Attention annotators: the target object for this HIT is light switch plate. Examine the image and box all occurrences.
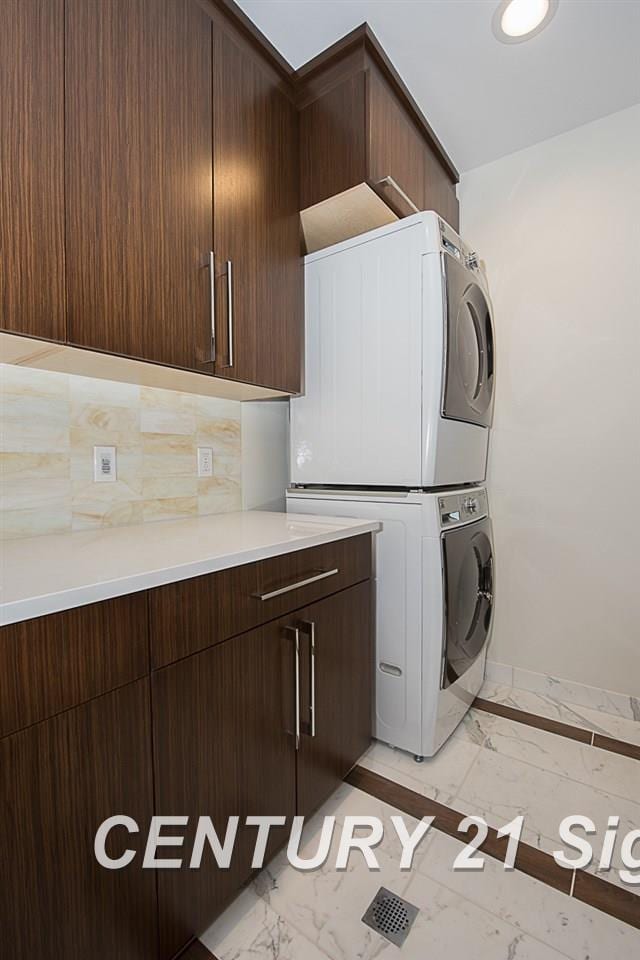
[93,445,117,483]
[197,446,214,478]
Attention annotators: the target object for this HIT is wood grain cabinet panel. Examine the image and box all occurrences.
[152,568,373,955]
[0,593,149,738]
[296,580,373,817]
[425,145,460,231]
[212,24,302,392]
[149,533,372,668]
[152,620,297,957]
[367,64,426,213]
[0,537,372,955]
[0,0,65,340]
[0,679,157,960]
[65,0,213,369]
[297,26,459,235]
[299,72,367,209]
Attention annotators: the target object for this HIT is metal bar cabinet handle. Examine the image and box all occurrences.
[283,626,301,750]
[252,568,339,602]
[299,620,316,737]
[208,251,216,362]
[225,259,234,367]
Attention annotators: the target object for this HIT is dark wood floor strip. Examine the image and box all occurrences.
[592,732,640,762]
[347,765,640,930]
[573,870,640,930]
[176,939,218,960]
[473,697,592,744]
[473,697,640,761]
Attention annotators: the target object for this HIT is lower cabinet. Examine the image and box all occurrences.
[296,581,373,817]
[0,679,157,959]
[152,578,373,957]
[1,536,374,959]
[152,616,298,957]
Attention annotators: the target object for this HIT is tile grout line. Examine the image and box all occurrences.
[569,868,577,898]
[452,734,486,798]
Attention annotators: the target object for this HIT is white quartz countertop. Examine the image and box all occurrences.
[0,510,380,626]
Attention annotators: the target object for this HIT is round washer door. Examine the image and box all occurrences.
[442,256,494,427]
[441,517,494,688]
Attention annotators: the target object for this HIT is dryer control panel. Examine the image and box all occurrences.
[439,488,488,529]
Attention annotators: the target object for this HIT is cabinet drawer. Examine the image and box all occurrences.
[149,533,372,668]
[0,593,149,737]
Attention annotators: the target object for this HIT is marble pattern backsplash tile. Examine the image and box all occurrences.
[0,364,242,539]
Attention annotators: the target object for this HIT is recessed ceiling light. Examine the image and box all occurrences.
[492,0,558,44]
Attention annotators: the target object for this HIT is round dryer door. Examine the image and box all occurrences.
[441,517,494,688]
[442,256,494,427]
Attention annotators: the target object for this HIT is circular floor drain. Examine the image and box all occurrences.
[373,895,409,935]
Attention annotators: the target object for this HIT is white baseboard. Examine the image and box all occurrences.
[484,660,639,723]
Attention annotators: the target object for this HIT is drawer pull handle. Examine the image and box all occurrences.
[253,568,339,601]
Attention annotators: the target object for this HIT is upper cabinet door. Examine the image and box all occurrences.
[297,28,460,251]
[1,0,65,341]
[65,0,213,369]
[212,27,302,394]
[367,64,426,214]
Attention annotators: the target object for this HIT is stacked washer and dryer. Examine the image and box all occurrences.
[287,212,495,759]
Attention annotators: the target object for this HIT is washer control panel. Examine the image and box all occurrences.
[439,488,488,528]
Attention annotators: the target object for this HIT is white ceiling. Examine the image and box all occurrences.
[237,0,640,172]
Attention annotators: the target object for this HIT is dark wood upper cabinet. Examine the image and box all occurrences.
[297,24,459,251]
[0,680,157,960]
[211,17,302,393]
[1,0,65,341]
[2,2,455,392]
[296,581,373,817]
[299,70,368,211]
[367,63,428,213]
[65,0,214,369]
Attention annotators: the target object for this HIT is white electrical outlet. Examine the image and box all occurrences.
[93,445,117,483]
[197,446,214,478]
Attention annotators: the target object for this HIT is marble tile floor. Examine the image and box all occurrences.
[479,681,640,749]
[203,698,639,959]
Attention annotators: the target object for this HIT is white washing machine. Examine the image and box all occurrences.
[286,486,494,758]
[290,211,495,489]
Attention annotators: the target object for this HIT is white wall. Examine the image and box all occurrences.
[241,400,289,511]
[460,104,640,698]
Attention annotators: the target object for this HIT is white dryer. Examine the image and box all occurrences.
[286,486,495,758]
[290,211,495,489]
